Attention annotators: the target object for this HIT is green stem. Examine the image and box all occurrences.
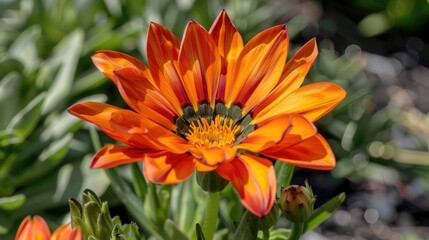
[289,222,304,240]
[202,191,219,240]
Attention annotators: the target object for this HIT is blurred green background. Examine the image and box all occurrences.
[1,0,429,239]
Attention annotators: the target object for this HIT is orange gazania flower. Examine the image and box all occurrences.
[69,10,345,217]
[16,215,81,240]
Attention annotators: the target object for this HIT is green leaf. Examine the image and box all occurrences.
[0,72,22,129]
[105,168,168,239]
[7,93,45,139]
[274,162,295,196]
[164,219,188,240]
[233,210,259,240]
[268,228,290,240]
[8,26,41,72]
[42,29,84,113]
[0,194,26,211]
[303,192,346,233]
[195,223,205,240]
[130,163,147,203]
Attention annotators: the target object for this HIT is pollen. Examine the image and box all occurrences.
[185,115,242,149]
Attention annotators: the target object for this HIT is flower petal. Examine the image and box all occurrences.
[109,110,191,154]
[68,102,129,144]
[114,67,179,129]
[68,102,191,153]
[209,10,243,75]
[263,134,335,170]
[224,25,289,115]
[236,114,292,152]
[91,50,148,83]
[146,23,189,107]
[179,20,221,108]
[262,114,317,153]
[90,144,148,168]
[252,39,318,116]
[16,216,51,240]
[143,151,195,184]
[199,146,237,166]
[51,224,81,240]
[253,82,346,124]
[216,154,276,217]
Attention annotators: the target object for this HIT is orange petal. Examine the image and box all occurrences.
[195,160,217,172]
[253,82,346,124]
[224,25,288,114]
[91,50,148,83]
[262,114,317,153]
[68,102,130,144]
[109,110,191,154]
[146,23,189,107]
[143,151,195,184]
[263,134,335,170]
[51,224,81,240]
[15,215,51,240]
[90,144,148,168]
[216,154,276,217]
[179,20,222,108]
[113,67,178,129]
[252,39,318,116]
[68,102,190,153]
[209,10,243,75]
[236,114,292,152]
[199,146,237,166]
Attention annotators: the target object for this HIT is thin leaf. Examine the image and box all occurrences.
[0,194,26,211]
[274,162,295,196]
[303,192,346,233]
[7,93,45,139]
[42,29,84,113]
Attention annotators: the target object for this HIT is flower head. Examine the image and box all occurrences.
[69,10,346,216]
[16,215,81,240]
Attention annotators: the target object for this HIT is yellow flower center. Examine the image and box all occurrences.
[185,115,242,149]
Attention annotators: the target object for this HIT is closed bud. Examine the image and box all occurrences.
[196,171,229,192]
[279,182,316,223]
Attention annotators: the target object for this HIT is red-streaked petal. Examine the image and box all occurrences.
[252,39,318,116]
[209,10,243,75]
[262,114,317,153]
[68,102,129,144]
[143,151,195,184]
[253,82,346,124]
[51,224,81,240]
[109,110,191,154]
[147,22,180,67]
[90,145,148,168]
[263,134,335,170]
[179,20,221,108]
[236,114,292,152]
[216,154,276,217]
[16,216,51,240]
[91,50,148,83]
[114,67,178,129]
[225,25,288,114]
[68,102,191,153]
[146,23,189,107]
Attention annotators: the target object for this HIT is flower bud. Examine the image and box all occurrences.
[196,171,229,192]
[278,183,316,223]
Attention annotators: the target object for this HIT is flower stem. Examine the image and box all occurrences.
[289,222,304,240]
[202,191,219,240]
